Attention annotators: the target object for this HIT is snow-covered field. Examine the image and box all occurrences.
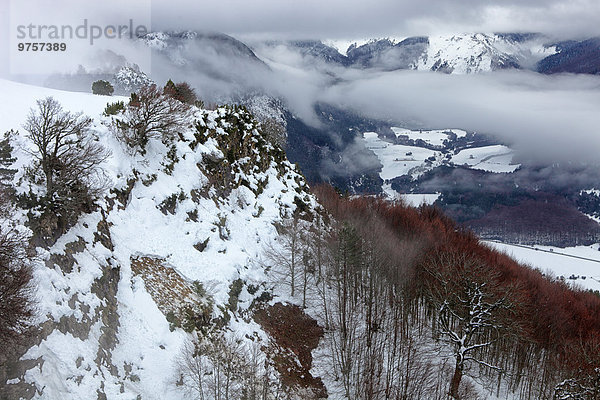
[485,241,600,292]
[381,184,440,206]
[401,193,441,207]
[391,126,466,147]
[451,145,520,173]
[364,129,519,203]
[363,131,438,180]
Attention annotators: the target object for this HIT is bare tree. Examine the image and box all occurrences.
[176,334,283,400]
[425,253,515,400]
[177,338,208,400]
[554,368,600,400]
[0,214,34,362]
[264,217,311,304]
[115,84,190,152]
[23,97,109,241]
[24,97,109,200]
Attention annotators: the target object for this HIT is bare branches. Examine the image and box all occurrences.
[0,200,34,363]
[24,97,110,202]
[115,84,191,152]
[424,252,515,399]
[176,334,282,400]
[22,97,110,244]
[263,217,313,306]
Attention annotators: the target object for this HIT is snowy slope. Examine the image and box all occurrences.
[0,79,315,399]
[451,145,520,173]
[0,80,122,133]
[416,33,554,74]
[392,127,467,147]
[486,241,600,292]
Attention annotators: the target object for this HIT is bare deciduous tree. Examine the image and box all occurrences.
[23,97,110,241]
[115,84,190,152]
[264,217,312,305]
[24,97,109,200]
[425,253,515,400]
[176,334,283,400]
[554,368,600,400]
[0,212,34,363]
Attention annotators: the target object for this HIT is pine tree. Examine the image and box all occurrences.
[91,80,114,96]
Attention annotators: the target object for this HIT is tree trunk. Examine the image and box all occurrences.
[449,360,463,400]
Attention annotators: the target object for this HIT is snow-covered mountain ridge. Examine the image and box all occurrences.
[296,33,555,73]
[0,79,319,399]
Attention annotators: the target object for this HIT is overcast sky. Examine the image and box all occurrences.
[2,0,600,43]
[2,0,599,76]
[152,0,600,40]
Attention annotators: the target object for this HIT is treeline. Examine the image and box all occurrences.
[266,184,600,399]
[469,198,600,247]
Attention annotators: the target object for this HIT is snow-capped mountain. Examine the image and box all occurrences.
[277,33,556,73]
[140,31,267,68]
[414,33,550,73]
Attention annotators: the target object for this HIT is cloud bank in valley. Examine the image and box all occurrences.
[319,70,600,162]
[242,43,600,164]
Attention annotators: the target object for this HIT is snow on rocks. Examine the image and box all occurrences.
[0,79,315,399]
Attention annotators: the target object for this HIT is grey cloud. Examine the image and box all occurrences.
[140,37,600,164]
[33,0,594,40]
[318,70,600,162]
[148,0,600,40]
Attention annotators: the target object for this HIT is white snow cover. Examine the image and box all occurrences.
[391,126,467,147]
[381,184,440,207]
[363,129,519,188]
[0,79,315,399]
[401,193,441,207]
[416,33,555,74]
[451,145,520,173]
[362,131,439,180]
[486,241,600,292]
